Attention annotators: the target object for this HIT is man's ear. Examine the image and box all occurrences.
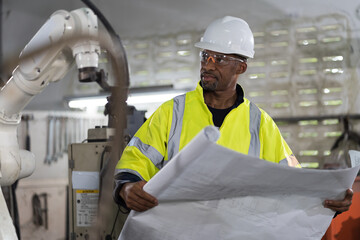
[236,62,247,74]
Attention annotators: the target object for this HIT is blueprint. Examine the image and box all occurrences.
[118,126,360,240]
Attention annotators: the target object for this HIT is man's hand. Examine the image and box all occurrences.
[324,188,353,213]
[120,181,158,212]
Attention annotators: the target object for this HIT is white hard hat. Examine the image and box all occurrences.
[195,16,255,58]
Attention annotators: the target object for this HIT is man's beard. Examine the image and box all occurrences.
[201,79,218,91]
[200,72,218,91]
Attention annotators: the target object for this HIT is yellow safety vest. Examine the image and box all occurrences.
[116,84,294,181]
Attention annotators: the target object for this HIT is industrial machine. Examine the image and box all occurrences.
[68,107,145,240]
[0,4,129,240]
[68,126,119,240]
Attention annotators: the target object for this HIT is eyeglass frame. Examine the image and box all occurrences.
[199,51,247,66]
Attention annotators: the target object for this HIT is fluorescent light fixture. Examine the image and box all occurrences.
[67,90,185,110]
[68,97,107,109]
[127,91,184,105]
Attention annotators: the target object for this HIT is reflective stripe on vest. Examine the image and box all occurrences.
[114,168,144,180]
[279,158,288,165]
[128,136,164,169]
[167,95,262,161]
[167,94,186,161]
[248,102,261,158]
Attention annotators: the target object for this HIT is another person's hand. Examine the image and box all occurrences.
[120,181,158,212]
[324,188,353,213]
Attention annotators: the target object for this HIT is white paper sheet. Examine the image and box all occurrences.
[349,150,360,167]
[119,126,360,240]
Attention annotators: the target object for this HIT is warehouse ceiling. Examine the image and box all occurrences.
[2,0,359,63]
[4,0,360,39]
[3,0,360,71]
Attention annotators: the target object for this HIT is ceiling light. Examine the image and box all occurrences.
[67,90,185,110]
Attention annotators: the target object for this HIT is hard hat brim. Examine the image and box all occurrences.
[194,41,254,58]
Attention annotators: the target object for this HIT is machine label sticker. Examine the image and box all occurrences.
[72,171,100,190]
[76,189,99,227]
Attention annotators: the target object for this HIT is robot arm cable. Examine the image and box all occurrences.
[81,0,130,88]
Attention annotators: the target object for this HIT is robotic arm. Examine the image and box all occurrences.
[1,8,100,118]
[0,8,101,187]
[0,7,102,239]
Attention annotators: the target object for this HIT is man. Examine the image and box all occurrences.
[113,16,353,214]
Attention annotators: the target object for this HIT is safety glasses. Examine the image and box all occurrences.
[200,51,247,66]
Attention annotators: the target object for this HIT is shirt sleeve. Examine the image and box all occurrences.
[115,100,172,182]
[259,110,294,164]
